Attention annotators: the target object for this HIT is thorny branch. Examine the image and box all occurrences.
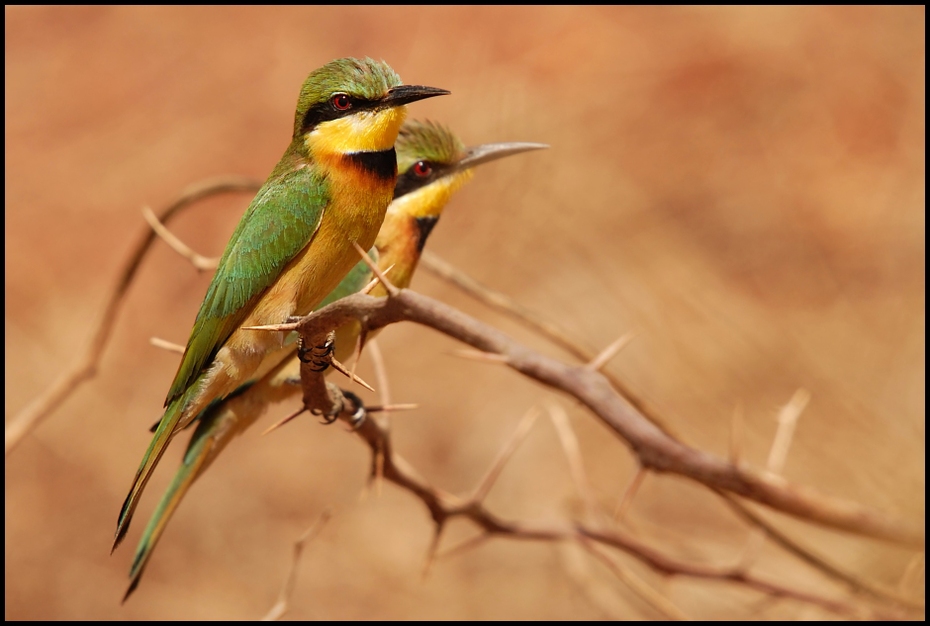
[255,289,924,549]
[241,279,921,617]
[11,177,922,617]
[420,251,678,439]
[417,246,919,605]
[271,341,909,618]
[415,247,925,610]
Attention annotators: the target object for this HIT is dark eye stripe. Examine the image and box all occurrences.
[301,96,380,134]
[393,163,451,199]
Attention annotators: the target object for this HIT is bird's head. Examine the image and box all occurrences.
[294,58,448,157]
[389,119,548,222]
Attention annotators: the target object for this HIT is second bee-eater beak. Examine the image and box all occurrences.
[382,85,451,107]
[452,142,549,174]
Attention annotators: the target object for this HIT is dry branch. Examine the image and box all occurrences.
[4,176,262,455]
[420,251,678,438]
[266,289,923,549]
[417,248,922,602]
[577,528,868,619]
[578,538,691,620]
[263,310,912,619]
[142,202,911,607]
[262,509,332,621]
[12,175,920,617]
[716,491,924,610]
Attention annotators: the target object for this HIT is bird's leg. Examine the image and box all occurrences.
[295,330,365,429]
[303,382,367,428]
[297,331,336,372]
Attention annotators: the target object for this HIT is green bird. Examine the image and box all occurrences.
[121,120,546,599]
[113,58,448,552]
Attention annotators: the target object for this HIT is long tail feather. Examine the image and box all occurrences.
[122,355,303,597]
[123,424,215,601]
[113,395,187,551]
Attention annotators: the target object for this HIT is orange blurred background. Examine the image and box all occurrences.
[6,6,924,619]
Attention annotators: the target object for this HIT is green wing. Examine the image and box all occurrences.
[165,165,329,406]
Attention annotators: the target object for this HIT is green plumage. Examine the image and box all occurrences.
[396,120,465,173]
[115,56,426,555]
[166,164,329,406]
[292,57,401,136]
[117,56,453,598]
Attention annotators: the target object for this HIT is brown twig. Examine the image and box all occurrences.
[141,206,219,271]
[578,526,877,619]
[261,508,332,621]
[278,289,923,549]
[469,406,540,503]
[417,255,922,610]
[419,251,677,439]
[279,329,893,619]
[76,177,919,602]
[717,492,924,610]
[578,537,691,620]
[5,175,262,455]
[17,173,918,616]
[614,467,647,523]
[547,402,600,521]
[149,336,185,355]
[584,332,635,372]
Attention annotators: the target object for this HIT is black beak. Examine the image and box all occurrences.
[451,142,549,174]
[382,85,450,107]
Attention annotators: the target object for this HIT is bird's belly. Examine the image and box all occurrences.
[255,195,386,324]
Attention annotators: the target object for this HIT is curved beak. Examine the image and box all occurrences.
[452,142,549,174]
[382,85,451,107]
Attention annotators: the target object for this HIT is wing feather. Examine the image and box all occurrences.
[166,165,329,405]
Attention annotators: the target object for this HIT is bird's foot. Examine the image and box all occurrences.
[314,388,366,429]
[297,334,335,372]
[340,390,367,430]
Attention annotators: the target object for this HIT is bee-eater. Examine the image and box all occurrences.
[121,120,546,599]
[113,58,448,551]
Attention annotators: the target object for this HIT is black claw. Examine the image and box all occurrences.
[298,335,335,371]
[314,337,335,358]
[341,390,367,430]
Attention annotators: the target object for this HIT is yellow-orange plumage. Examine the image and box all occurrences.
[114,58,449,559]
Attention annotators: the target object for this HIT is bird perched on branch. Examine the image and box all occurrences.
[113,58,448,553]
[121,120,546,599]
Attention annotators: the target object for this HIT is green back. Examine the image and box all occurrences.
[166,162,329,406]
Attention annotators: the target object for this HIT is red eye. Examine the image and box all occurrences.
[331,94,352,111]
[413,161,432,177]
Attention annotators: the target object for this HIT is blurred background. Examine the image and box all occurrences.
[5,6,924,619]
